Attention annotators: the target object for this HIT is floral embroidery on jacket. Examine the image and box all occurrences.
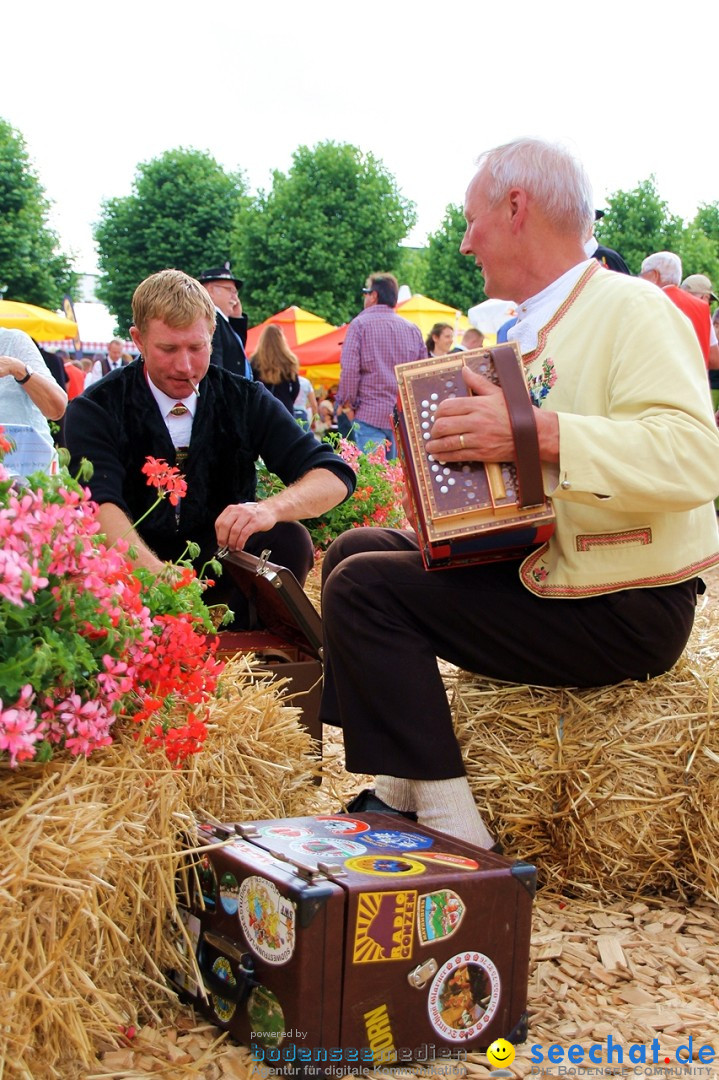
[527,358,557,407]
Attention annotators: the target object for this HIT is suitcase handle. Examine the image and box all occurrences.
[197,932,259,1004]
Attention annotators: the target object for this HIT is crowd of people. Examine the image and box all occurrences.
[2,136,719,847]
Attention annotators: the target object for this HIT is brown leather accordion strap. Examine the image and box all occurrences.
[489,345,545,508]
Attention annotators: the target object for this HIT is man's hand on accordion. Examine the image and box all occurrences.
[425,365,560,465]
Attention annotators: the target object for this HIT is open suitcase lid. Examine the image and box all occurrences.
[217,548,323,661]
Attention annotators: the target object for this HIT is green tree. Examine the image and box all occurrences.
[594,177,683,274]
[94,148,247,335]
[693,202,719,247]
[423,203,486,313]
[397,245,429,296]
[0,118,76,307]
[676,223,719,288]
[233,141,416,325]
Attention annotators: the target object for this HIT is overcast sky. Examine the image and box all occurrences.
[4,0,717,275]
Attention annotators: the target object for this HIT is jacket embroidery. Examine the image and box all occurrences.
[576,528,652,552]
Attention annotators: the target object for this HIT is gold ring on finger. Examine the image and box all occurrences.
[459,433,465,450]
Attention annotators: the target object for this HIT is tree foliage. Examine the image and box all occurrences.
[94,149,247,334]
[594,177,683,275]
[232,142,416,325]
[423,203,486,313]
[0,118,76,308]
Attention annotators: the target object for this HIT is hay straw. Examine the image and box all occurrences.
[0,654,326,1080]
[451,595,719,901]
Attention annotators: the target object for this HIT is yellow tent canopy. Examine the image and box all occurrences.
[396,294,471,342]
[0,300,79,341]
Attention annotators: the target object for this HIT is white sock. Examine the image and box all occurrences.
[374,775,415,812]
[410,777,494,848]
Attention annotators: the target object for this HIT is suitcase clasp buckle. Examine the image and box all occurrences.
[407,957,438,989]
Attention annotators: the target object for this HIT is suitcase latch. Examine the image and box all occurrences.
[234,823,261,840]
[407,957,438,989]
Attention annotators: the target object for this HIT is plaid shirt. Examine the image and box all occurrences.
[337,305,427,430]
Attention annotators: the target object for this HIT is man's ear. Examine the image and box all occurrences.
[129,326,143,353]
[508,187,529,233]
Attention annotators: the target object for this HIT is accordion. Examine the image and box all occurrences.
[394,343,555,570]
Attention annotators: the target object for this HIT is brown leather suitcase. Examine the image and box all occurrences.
[213,549,323,747]
[169,813,535,1070]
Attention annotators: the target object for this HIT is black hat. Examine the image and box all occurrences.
[197,261,243,289]
[594,209,605,221]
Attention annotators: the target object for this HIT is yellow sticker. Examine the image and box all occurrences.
[353,890,417,963]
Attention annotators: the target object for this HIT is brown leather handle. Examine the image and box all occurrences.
[489,345,545,508]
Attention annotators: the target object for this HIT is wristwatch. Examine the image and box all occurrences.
[15,364,32,385]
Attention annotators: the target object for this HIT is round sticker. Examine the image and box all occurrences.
[315,815,370,835]
[260,825,312,839]
[290,837,366,858]
[427,952,501,1041]
[210,955,237,1023]
[239,876,296,965]
[220,871,240,914]
[247,985,286,1048]
[362,829,434,851]
[344,855,426,877]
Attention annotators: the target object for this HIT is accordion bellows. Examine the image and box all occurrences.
[394,344,555,570]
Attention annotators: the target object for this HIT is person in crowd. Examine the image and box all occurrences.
[65,270,355,627]
[425,322,455,357]
[336,273,426,457]
[639,253,719,369]
[318,138,719,846]
[314,399,337,437]
[461,327,485,351]
[63,358,86,401]
[295,373,319,428]
[585,210,631,273]
[198,262,252,379]
[84,338,128,389]
[251,324,301,415]
[0,328,68,472]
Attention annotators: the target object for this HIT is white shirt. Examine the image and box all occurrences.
[508,260,594,355]
[84,356,125,389]
[146,375,197,448]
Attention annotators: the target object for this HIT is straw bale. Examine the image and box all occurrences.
[450,595,719,900]
[0,655,326,1080]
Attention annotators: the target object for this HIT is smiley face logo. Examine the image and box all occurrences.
[486,1039,515,1069]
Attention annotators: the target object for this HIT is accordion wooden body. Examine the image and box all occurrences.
[394,344,555,570]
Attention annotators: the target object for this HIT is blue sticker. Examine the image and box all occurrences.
[362,830,434,851]
[220,870,240,914]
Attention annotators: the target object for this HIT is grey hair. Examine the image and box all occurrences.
[640,251,682,286]
[475,138,594,239]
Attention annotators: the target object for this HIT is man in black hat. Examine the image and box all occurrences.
[585,210,630,274]
[198,262,252,379]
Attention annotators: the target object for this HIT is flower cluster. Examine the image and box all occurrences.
[257,434,408,550]
[0,444,223,768]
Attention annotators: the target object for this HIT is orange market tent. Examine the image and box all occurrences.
[0,300,79,341]
[245,305,336,355]
[395,294,471,342]
[294,325,349,388]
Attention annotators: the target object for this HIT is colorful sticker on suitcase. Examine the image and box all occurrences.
[197,853,218,909]
[361,829,434,851]
[417,889,466,945]
[315,815,370,835]
[210,956,237,1023]
[427,952,500,1041]
[259,825,312,839]
[247,985,285,1048]
[353,890,417,963]
[220,871,240,915]
[290,837,367,859]
[238,876,296,965]
[415,852,479,870]
[344,855,426,877]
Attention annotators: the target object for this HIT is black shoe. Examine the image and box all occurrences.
[342,788,418,821]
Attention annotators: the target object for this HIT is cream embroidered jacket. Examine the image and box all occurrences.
[519,263,719,597]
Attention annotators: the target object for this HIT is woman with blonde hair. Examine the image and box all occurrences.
[251,324,300,414]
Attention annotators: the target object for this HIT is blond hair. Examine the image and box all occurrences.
[253,324,299,385]
[131,269,217,334]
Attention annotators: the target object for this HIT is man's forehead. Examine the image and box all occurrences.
[145,318,212,341]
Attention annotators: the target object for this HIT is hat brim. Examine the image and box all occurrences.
[199,275,243,288]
